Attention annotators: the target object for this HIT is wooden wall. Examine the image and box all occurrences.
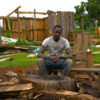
[3,17,46,41]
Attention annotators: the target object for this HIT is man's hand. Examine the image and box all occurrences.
[49,56,60,62]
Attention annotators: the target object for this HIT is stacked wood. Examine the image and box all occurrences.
[20,76,77,91]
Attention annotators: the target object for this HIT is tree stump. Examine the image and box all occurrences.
[20,75,77,91]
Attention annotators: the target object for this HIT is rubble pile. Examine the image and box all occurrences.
[0,69,99,100]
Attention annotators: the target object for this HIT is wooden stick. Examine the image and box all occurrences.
[6,6,21,17]
[33,93,43,99]
[17,11,47,15]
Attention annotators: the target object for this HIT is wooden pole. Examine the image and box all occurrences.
[0,22,2,44]
[95,20,98,36]
[17,9,21,39]
[6,6,21,17]
[33,9,37,41]
[17,11,47,15]
[81,19,84,33]
[24,18,28,40]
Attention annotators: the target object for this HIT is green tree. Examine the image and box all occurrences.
[86,0,100,25]
[74,0,100,29]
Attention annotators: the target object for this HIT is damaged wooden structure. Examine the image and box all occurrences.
[72,33,93,68]
[0,6,74,41]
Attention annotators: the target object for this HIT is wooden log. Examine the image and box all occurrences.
[40,90,96,100]
[0,83,33,93]
[20,76,77,91]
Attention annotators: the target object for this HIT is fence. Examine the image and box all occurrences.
[1,7,74,41]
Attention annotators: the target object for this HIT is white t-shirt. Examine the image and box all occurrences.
[42,36,70,56]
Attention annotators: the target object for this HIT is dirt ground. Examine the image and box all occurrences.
[0,64,38,78]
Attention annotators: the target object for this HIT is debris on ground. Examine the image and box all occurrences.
[27,53,38,57]
[1,36,17,44]
[0,67,99,99]
[3,49,22,54]
[5,71,17,77]
[0,57,13,62]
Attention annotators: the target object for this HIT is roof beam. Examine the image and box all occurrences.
[6,6,21,17]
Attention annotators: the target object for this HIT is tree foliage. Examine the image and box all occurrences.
[74,0,100,29]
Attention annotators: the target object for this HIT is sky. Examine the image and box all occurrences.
[0,0,88,17]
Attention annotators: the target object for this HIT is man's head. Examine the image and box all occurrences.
[52,25,63,41]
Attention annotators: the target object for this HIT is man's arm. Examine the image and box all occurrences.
[59,48,72,59]
[37,45,50,59]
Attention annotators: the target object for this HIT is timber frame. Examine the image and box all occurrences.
[0,6,74,41]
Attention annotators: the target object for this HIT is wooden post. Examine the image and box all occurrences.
[17,9,21,39]
[7,17,12,37]
[95,20,98,36]
[81,19,84,33]
[24,18,28,40]
[0,22,2,44]
[33,9,37,41]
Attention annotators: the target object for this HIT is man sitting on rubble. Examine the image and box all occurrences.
[37,25,73,76]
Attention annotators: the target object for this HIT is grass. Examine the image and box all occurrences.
[0,47,100,67]
[0,53,38,67]
[93,54,100,64]
[92,48,100,64]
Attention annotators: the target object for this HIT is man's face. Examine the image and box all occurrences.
[53,28,62,41]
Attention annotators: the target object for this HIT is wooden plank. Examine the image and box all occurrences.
[29,19,33,40]
[87,52,93,68]
[17,9,21,39]
[6,6,21,17]
[83,34,88,52]
[72,68,100,72]
[24,18,28,40]
[17,11,47,15]
[3,19,6,36]
[3,30,22,33]
[0,83,33,93]
[7,18,12,37]
[74,34,82,53]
